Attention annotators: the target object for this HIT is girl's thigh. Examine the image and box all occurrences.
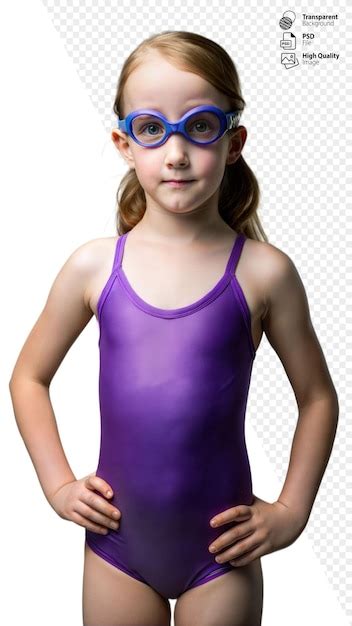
[82,543,172,626]
[174,558,264,626]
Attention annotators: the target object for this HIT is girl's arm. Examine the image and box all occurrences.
[9,240,97,504]
[261,245,339,528]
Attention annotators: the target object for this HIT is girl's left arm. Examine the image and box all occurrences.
[261,245,339,528]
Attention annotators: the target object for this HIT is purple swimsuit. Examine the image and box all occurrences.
[85,230,256,599]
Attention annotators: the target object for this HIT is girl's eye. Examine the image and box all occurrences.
[191,120,210,133]
[141,123,163,136]
[187,118,217,137]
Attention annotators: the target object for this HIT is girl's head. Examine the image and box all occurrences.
[112,31,267,241]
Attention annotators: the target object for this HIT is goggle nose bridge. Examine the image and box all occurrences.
[169,121,183,132]
[165,119,190,136]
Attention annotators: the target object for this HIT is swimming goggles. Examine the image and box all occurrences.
[116,105,242,148]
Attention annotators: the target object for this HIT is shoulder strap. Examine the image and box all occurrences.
[112,232,128,272]
[225,233,246,275]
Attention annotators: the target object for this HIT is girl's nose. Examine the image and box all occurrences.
[163,133,190,162]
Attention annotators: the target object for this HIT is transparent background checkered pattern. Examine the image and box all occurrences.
[42,0,351,621]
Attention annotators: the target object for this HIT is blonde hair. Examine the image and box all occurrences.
[112,30,268,242]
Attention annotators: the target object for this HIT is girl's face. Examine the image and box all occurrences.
[112,52,246,217]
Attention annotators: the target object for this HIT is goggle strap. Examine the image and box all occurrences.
[227,112,241,129]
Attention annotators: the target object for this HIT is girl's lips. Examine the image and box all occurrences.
[164,180,195,187]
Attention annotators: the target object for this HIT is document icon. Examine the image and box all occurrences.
[280,32,296,50]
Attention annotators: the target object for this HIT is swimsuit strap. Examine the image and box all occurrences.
[225,232,246,276]
[112,232,128,272]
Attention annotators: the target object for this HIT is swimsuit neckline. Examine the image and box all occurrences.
[116,231,243,319]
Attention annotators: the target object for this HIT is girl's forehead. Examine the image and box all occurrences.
[123,79,229,117]
[123,61,228,115]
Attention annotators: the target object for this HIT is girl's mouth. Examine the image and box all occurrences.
[164,180,195,187]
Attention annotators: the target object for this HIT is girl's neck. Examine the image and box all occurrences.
[131,217,234,246]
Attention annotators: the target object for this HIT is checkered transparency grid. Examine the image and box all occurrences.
[42,0,352,620]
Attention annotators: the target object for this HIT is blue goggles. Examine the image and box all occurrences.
[116,105,242,148]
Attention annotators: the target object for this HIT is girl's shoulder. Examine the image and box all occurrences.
[244,236,294,281]
[243,236,303,322]
[80,235,119,267]
[241,237,298,319]
[81,235,120,318]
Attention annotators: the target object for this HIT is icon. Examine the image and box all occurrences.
[280,32,296,49]
[281,52,299,69]
[279,11,296,30]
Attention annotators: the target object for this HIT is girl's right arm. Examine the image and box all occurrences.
[8,239,121,534]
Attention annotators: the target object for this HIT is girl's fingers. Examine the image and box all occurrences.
[208,521,254,554]
[71,510,110,535]
[86,473,114,499]
[229,541,266,567]
[82,477,121,519]
[215,535,262,565]
[80,474,121,530]
[75,500,120,530]
[210,505,252,527]
[77,500,120,531]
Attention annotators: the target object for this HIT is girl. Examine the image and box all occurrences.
[9,31,339,626]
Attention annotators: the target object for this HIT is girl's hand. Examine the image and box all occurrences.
[48,472,122,535]
[208,494,306,567]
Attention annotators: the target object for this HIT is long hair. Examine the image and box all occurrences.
[112,30,268,242]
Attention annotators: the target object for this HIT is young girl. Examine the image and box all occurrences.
[9,30,339,626]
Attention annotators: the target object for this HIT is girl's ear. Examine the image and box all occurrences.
[111,129,136,169]
[226,126,247,166]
